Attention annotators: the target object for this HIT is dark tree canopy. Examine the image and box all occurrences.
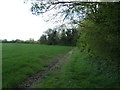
[39,26,79,46]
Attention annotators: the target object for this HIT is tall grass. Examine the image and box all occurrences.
[34,49,119,88]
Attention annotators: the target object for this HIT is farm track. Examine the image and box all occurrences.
[18,49,73,88]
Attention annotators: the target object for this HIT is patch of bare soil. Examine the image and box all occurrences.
[18,49,73,88]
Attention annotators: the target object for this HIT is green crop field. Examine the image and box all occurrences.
[2,43,73,88]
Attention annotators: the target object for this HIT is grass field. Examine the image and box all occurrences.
[2,43,73,88]
[33,49,119,88]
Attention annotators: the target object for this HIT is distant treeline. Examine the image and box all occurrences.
[2,28,79,46]
[2,38,39,44]
[38,27,79,46]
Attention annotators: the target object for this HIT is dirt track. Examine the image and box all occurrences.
[18,49,73,88]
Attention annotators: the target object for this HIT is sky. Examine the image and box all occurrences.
[1,0,118,41]
[0,0,58,41]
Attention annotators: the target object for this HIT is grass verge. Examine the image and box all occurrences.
[33,48,119,88]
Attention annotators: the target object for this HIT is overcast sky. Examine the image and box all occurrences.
[0,0,57,41]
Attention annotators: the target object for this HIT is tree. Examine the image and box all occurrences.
[77,2,120,60]
[30,1,119,84]
[15,39,21,43]
[30,1,97,25]
[39,28,60,45]
[39,26,79,46]
[39,34,47,44]
[60,29,66,45]
[2,39,7,43]
[30,1,120,59]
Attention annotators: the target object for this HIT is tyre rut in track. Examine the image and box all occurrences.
[18,49,73,88]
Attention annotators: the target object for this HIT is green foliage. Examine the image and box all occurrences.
[39,27,79,46]
[39,34,48,44]
[77,2,120,60]
[2,43,73,88]
[76,3,120,86]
